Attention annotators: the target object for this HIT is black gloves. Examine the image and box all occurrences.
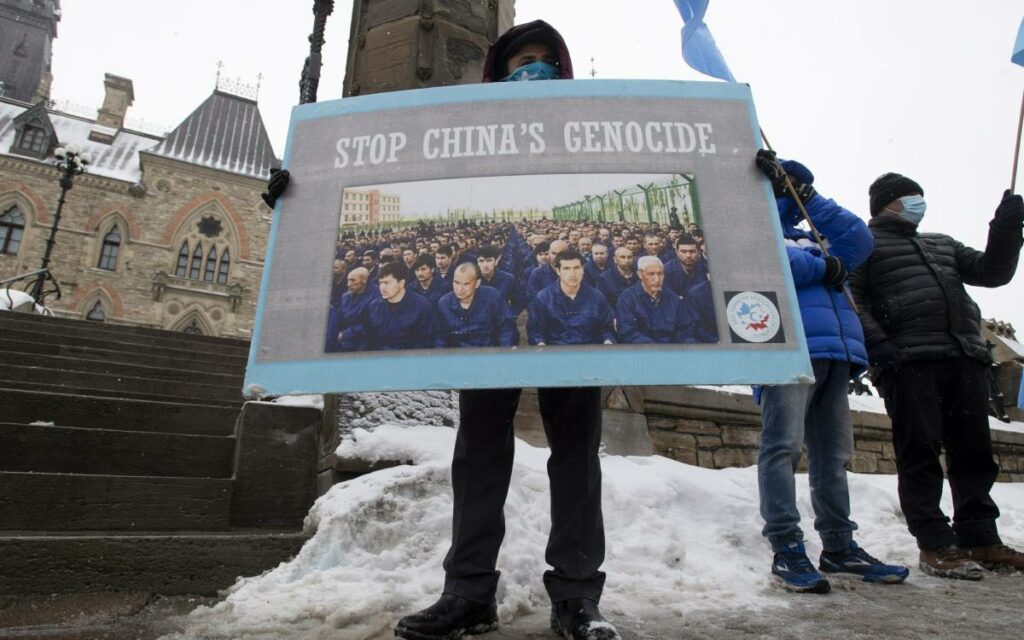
[755,149,816,201]
[261,168,291,208]
[755,149,788,197]
[992,189,1024,229]
[822,256,847,291]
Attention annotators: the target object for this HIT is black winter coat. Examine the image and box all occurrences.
[849,215,1021,368]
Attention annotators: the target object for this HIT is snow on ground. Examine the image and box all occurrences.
[167,423,1024,640]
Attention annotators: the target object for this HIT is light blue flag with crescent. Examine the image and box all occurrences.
[1013,17,1024,66]
[673,0,736,82]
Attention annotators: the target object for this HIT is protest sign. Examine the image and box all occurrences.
[244,79,812,395]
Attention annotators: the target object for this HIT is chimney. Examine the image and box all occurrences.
[90,73,134,143]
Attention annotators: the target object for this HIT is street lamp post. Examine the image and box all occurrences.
[31,144,89,301]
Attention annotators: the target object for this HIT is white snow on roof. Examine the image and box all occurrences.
[0,99,160,184]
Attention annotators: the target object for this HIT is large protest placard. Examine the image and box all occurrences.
[244,79,812,396]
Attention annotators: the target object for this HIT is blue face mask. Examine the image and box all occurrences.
[893,194,926,225]
[503,61,561,82]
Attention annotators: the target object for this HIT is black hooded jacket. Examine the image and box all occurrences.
[482,20,574,83]
[849,214,1021,367]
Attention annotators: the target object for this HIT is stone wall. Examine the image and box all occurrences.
[513,386,1024,483]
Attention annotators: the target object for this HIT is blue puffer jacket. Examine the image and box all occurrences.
[777,161,873,372]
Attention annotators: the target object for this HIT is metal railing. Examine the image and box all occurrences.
[0,269,61,312]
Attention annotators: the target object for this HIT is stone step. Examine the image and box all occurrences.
[0,379,244,408]
[0,311,251,349]
[0,423,235,478]
[0,388,238,436]
[0,472,233,532]
[0,363,244,403]
[0,327,249,361]
[0,351,244,385]
[0,338,247,372]
[0,530,307,596]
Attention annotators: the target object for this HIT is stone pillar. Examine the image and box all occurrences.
[343,0,515,97]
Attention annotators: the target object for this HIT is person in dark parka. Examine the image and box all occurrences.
[395,21,621,640]
[434,263,517,348]
[849,173,1024,579]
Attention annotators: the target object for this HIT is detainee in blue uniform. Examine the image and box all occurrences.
[434,263,517,348]
[409,254,446,305]
[615,256,695,344]
[325,267,378,352]
[753,150,909,593]
[526,239,565,301]
[597,246,636,309]
[528,249,615,346]
[583,243,610,288]
[363,261,435,351]
[663,234,708,298]
[476,245,517,310]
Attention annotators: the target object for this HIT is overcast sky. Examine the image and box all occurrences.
[50,0,1024,324]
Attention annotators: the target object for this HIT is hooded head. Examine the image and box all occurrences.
[482,20,574,83]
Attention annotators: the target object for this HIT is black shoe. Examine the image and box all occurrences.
[394,594,498,640]
[550,598,621,640]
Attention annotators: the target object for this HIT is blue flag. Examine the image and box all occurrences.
[1013,17,1024,66]
[673,1,736,82]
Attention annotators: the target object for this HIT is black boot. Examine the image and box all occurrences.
[394,594,498,640]
[550,598,621,640]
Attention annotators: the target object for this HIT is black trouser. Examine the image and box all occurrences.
[880,358,1002,550]
[442,387,606,604]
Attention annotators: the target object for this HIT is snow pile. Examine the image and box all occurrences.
[0,288,48,314]
[338,390,459,429]
[163,423,1024,640]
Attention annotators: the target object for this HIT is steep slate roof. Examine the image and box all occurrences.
[148,91,276,180]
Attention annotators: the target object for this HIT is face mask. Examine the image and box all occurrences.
[888,194,926,225]
[502,61,561,82]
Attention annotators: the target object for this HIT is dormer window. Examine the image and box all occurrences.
[11,103,58,160]
[17,125,48,155]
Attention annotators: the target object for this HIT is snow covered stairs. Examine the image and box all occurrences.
[0,312,318,596]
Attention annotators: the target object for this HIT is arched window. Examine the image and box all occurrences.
[217,249,230,284]
[203,246,217,282]
[175,241,190,277]
[97,226,121,270]
[0,205,25,255]
[189,243,204,279]
[85,300,106,322]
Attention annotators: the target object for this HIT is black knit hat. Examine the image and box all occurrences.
[869,173,924,217]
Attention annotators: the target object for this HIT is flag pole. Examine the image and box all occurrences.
[1012,87,1024,192]
[759,127,860,313]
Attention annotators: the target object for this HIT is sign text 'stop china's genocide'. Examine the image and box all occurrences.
[244,80,811,396]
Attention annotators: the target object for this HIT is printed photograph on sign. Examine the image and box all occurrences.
[324,172,719,354]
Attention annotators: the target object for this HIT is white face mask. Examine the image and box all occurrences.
[885,195,926,225]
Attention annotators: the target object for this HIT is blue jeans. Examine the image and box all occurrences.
[758,359,858,553]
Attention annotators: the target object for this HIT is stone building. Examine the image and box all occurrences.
[0,0,60,104]
[0,75,277,338]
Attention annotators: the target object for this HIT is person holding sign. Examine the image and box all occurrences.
[395,21,622,640]
[850,175,1024,579]
[753,150,910,593]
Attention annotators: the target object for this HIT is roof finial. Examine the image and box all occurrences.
[256,72,264,100]
[590,57,597,78]
[215,60,224,90]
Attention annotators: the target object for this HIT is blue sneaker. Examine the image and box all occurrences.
[771,542,831,593]
[819,541,910,584]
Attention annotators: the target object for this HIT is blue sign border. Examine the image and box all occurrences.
[244,79,811,396]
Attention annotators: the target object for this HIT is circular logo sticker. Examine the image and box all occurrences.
[726,292,781,343]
